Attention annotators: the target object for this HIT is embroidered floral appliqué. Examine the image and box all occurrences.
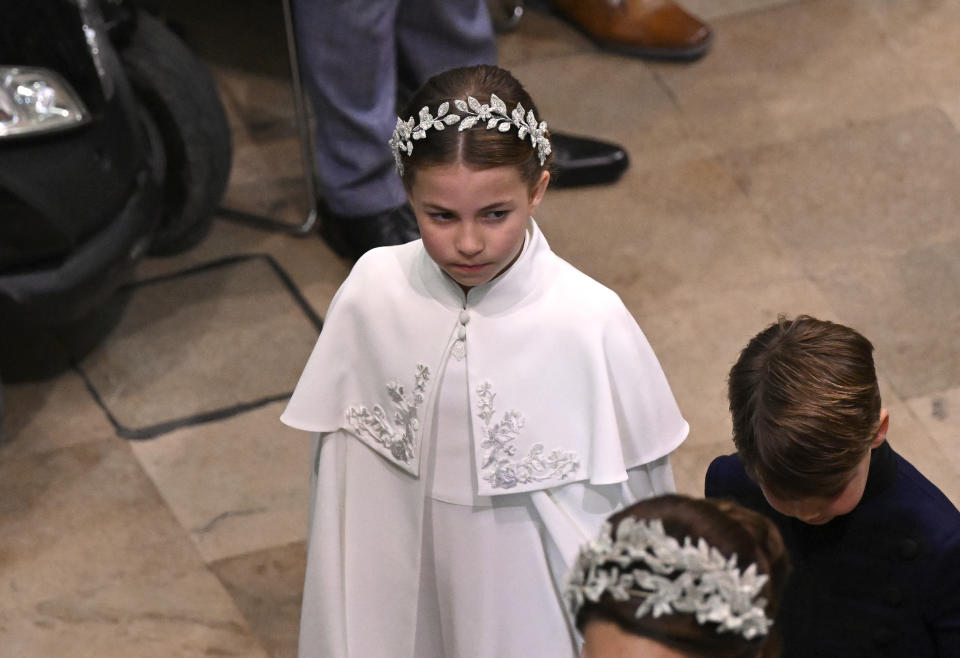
[476,381,580,489]
[347,365,430,464]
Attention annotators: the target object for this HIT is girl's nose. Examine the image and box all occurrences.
[455,223,483,255]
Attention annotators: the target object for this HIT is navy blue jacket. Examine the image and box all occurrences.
[706,441,960,657]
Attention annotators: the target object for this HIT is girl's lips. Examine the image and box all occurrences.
[452,263,488,271]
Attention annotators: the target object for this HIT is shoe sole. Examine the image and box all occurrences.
[594,32,713,62]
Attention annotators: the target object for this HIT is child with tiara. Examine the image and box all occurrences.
[281,64,689,658]
[566,494,790,658]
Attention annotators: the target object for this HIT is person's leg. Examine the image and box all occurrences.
[293,0,405,217]
[396,0,498,91]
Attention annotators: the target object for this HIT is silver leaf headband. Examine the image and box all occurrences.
[565,518,773,641]
[388,93,551,175]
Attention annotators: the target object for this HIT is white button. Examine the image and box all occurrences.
[457,326,467,340]
[459,310,470,325]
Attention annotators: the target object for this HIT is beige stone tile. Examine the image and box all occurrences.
[1,370,113,455]
[0,439,267,657]
[652,0,933,153]
[671,440,734,498]
[211,541,306,658]
[512,53,713,176]
[636,278,839,454]
[497,5,595,67]
[214,67,298,142]
[903,386,960,506]
[721,108,960,273]
[859,0,960,130]
[130,402,311,563]
[537,156,800,317]
[135,216,349,316]
[802,239,960,399]
[218,132,321,241]
[133,219,347,363]
[79,256,320,431]
[226,135,309,201]
[681,0,804,20]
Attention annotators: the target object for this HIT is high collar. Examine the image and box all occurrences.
[416,217,550,314]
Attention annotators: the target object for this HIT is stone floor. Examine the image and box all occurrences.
[3,0,960,655]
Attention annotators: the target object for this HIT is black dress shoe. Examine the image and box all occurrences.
[549,132,630,187]
[319,202,420,261]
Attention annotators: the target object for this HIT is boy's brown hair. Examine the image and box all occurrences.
[727,315,882,499]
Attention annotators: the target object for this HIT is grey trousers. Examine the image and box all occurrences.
[293,0,498,216]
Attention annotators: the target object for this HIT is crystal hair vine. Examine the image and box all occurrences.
[388,94,551,175]
[565,518,773,641]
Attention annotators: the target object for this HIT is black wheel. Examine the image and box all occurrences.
[120,11,232,255]
[0,288,133,383]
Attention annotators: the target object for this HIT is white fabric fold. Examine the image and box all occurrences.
[282,219,688,496]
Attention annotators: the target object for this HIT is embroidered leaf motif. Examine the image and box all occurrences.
[475,381,580,489]
[347,365,431,464]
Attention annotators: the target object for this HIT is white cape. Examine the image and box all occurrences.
[282,219,688,497]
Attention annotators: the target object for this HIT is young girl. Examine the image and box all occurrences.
[567,494,790,658]
[282,64,689,658]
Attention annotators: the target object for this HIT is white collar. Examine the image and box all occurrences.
[416,217,548,314]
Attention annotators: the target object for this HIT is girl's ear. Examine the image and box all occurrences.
[528,170,550,209]
[871,408,890,448]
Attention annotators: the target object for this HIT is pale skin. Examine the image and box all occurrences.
[761,408,890,525]
[406,162,550,293]
[580,620,701,658]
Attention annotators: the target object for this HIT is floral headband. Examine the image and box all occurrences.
[565,517,773,641]
[388,93,551,175]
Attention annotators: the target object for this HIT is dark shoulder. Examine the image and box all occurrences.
[889,450,960,538]
[705,454,767,509]
[705,454,750,491]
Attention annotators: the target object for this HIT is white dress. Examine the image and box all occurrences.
[287,221,687,658]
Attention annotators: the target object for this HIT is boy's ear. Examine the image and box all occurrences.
[871,408,890,448]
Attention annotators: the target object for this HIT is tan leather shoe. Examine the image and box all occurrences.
[551,0,713,61]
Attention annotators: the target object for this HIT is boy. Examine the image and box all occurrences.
[706,315,960,657]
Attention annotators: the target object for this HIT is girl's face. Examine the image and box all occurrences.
[408,163,549,292]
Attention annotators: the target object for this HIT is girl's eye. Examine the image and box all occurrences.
[486,209,509,220]
[429,212,455,221]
